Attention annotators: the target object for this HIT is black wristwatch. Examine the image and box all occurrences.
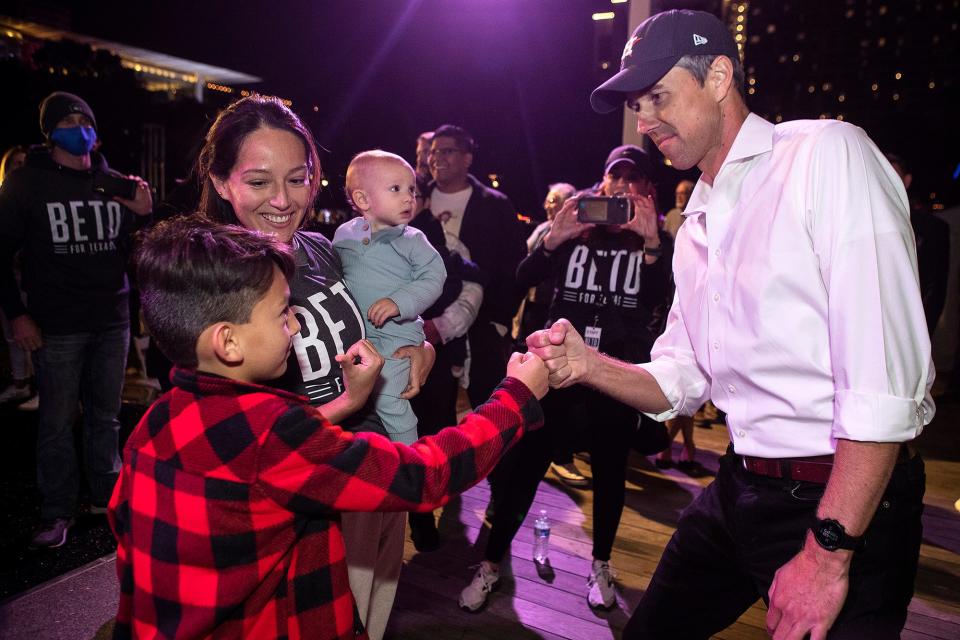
[810,517,865,552]
[644,245,662,257]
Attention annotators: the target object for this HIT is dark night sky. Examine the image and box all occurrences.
[6,0,957,213]
[22,0,634,215]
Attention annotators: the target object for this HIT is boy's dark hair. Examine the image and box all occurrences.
[135,217,296,368]
[432,124,476,155]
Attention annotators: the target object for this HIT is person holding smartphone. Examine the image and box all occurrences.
[458,145,673,613]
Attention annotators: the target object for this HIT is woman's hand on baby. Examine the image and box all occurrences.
[395,340,436,400]
[367,298,400,328]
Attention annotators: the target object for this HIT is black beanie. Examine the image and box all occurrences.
[39,92,97,137]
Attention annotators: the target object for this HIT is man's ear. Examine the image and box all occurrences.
[208,322,244,365]
[709,55,736,102]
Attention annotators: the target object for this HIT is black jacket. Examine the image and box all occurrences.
[429,174,527,328]
[0,146,143,334]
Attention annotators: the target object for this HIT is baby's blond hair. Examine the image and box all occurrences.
[344,150,414,210]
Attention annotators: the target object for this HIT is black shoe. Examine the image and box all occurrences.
[654,457,673,469]
[677,459,707,477]
[30,517,74,548]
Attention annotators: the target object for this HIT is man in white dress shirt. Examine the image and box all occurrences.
[528,10,932,639]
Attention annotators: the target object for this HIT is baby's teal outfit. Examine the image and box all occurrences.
[333,218,445,443]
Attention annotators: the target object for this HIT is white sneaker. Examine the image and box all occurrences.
[0,384,31,404]
[459,562,499,612]
[587,559,616,609]
[17,394,39,411]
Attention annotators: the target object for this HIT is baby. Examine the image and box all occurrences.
[333,150,445,444]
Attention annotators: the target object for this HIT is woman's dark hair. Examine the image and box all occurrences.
[135,216,295,368]
[196,95,322,226]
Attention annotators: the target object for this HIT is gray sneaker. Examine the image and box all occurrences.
[30,518,73,548]
[459,562,500,612]
[587,559,616,609]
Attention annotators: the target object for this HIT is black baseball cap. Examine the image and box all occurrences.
[604,145,653,178]
[590,10,738,114]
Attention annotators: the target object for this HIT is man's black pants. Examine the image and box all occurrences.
[624,449,925,639]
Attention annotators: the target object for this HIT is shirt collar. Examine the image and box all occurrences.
[172,367,308,403]
[683,112,773,217]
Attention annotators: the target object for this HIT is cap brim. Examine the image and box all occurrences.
[589,56,679,114]
[604,158,635,174]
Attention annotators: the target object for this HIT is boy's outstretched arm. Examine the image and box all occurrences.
[257,353,547,514]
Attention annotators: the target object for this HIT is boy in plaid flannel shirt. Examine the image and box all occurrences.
[108,217,547,639]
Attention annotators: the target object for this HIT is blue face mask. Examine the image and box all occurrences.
[50,126,97,156]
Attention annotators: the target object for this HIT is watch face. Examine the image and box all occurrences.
[817,522,842,550]
[813,519,844,551]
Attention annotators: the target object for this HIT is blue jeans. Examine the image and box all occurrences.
[33,326,129,519]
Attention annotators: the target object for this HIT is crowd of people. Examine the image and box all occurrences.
[0,8,943,640]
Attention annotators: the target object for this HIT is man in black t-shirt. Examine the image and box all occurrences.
[0,92,152,548]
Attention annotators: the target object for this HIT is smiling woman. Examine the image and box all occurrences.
[211,127,311,243]
[194,94,436,640]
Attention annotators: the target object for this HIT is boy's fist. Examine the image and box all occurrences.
[335,339,384,410]
[506,351,549,400]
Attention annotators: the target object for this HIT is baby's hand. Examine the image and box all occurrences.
[368,298,400,328]
[506,351,549,400]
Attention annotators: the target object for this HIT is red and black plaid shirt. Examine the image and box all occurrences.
[108,368,541,639]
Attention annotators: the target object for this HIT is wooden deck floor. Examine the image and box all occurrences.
[385,396,960,640]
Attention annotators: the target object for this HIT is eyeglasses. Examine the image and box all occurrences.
[428,147,463,158]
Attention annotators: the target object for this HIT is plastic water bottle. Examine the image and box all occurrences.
[533,509,551,564]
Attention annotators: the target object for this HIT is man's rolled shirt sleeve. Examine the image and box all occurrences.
[637,289,712,422]
[809,123,934,443]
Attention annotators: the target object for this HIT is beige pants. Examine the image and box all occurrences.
[341,510,406,640]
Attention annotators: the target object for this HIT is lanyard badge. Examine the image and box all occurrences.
[584,314,602,350]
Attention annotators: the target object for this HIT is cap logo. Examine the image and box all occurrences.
[693,33,708,46]
[621,35,640,61]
